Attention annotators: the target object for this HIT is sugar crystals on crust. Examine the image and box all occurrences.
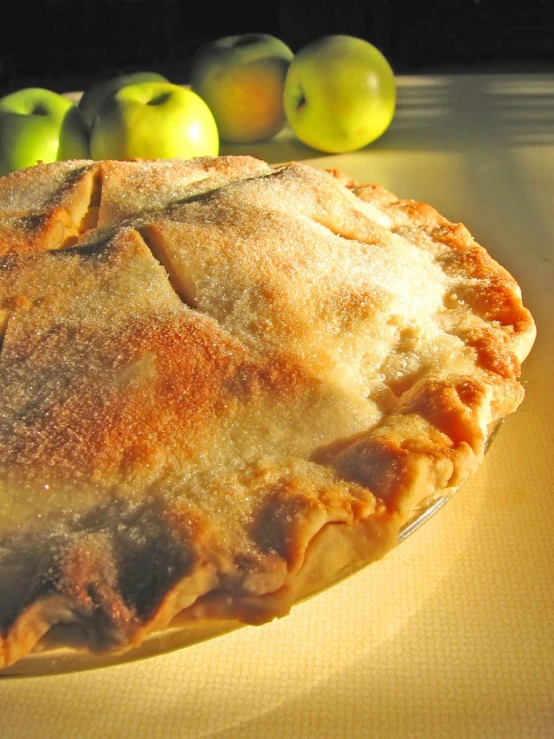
[0,156,535,668]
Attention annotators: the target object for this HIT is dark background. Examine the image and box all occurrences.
[1,0,554,95]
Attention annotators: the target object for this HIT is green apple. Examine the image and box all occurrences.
[0,87,89,176]
[89,81,219,161]
[78,70,169,128]
[283,35,396,154]
[189,33,294,144]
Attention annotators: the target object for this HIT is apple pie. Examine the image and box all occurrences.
[0,155,536,669]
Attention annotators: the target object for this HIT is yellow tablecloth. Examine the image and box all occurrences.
[2,73,553,738]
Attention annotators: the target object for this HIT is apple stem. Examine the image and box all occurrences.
[296,89,306,112]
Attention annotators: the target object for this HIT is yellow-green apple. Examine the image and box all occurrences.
[283,35,396,153]
[90,81,219,161]
[78,70,169,128]
[0,87,89,176]
[189,33,294,143]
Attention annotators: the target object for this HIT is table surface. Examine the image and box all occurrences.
[2,73,553,739]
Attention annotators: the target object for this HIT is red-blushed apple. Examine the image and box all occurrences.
[89,81,219,161]
[189,33,294,144]
[0,87,89,176]
[283,35,396,154]
[78,70,169,128]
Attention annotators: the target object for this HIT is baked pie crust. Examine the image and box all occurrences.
[0,156,535,669]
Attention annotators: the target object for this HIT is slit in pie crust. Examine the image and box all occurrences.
[0,155,535,669]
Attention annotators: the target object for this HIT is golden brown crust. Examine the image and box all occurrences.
[0,156,535,669]
[343,175,536,366]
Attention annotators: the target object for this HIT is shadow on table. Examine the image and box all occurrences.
[382,73,554,151]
